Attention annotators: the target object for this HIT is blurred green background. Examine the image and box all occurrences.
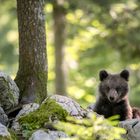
[1,0,140,107]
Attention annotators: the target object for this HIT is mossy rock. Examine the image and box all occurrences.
[0,72,19,111]
[0,123,12,140]
[19,98,68,131]
[8,129,18,140]
[0,136,12,140]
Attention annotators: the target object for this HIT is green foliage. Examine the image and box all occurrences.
[64,0,140,107]
[0,0,18,76]
[1,0,140,107]
[8,129,18,140]
[0,136,12,140]
[55,113,126,140]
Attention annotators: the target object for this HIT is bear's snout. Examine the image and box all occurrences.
[108,89,118,102]
[109,96,115,101]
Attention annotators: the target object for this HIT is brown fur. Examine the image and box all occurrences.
[92,70,140,121]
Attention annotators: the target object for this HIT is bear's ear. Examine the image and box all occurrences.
[99,70,108,81]
[120,69,129,81]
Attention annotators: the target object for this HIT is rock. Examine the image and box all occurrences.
[12,103,39,131]
[0,72,19,111]
[87,103,95,111]
[0,107,8,126]
[29,129,67,140]
[49,95,87,118]
[119,119,140,140]
[18,99,68,131]
[13,95,87,132]
[0,123,12,140]
[12,95,87,139]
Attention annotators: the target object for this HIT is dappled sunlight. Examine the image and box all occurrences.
[6,30,18,43]
[130,63,140,70]
[0,63,18,79]
[66,9,84,24]
[0,14,9,27]
[1,0,140,107]
[0,1,140,139]
[45,3,53,13]
[85,94,95,103]
[68,86,85,99]
[110,1,137,15]
[0,64,5,70]
[85,78,96,88]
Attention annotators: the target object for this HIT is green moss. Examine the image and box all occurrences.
[8,129,18,140]
[0,134,12,140]
[0,78,16,105]
[35,71,48,104]
[19,98,68,131]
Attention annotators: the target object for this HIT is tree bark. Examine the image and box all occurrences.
[15,0,47,104]
[53,0,67,95]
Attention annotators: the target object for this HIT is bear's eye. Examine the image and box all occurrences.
[116,87,121,92]
[116,86,127,93]
[106,86,110,91]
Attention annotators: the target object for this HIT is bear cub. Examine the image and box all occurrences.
[92,69,140,121]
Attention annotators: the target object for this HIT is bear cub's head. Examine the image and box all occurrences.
[99,69,129,103]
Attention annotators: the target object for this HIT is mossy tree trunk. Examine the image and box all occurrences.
[53,0,67,95]
[15,0,47,104]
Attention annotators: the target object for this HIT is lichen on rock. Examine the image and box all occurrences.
[0,106,8,126]
[0,72,19,111]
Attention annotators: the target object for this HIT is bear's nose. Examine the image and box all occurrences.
[109,96,115,101]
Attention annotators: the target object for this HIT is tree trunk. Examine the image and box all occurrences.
[15,0,47,104]
[53,0,67,95]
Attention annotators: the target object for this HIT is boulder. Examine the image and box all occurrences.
[0,123,12,140]
[18,98,68,131]
[12,103,39,131]
[0,107,8,126]
[13,95,87,132]
[119,119,140,140]
[29,129,67,140]
[0,72,19,111]
[16,95,87,137]
[49,95,87,118]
